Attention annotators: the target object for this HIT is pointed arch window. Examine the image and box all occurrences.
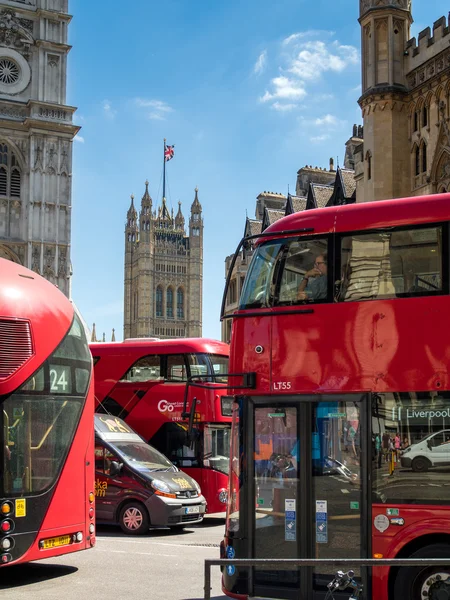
[177,288,184,319]
[0,144,21,198]
[423,105,428,128]
[414,111,419,132]
[415,146,420,176]
[156,286,163,317]
[422,143,427,173]
[167,287,174,319]
[366,151,372,180]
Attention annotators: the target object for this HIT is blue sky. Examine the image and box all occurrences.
[68,0,444,341]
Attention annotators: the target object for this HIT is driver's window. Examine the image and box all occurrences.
[104,447,119,475]
[95,445,105,473]
[430,433,444,448]
[277,237,329,305]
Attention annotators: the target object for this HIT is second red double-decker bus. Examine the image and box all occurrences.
[220,192,450,600]
[0,258,95,567]
[90,338,231,515]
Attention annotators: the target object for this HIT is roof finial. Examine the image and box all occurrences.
[111,328,116,342]
[91,323,97,343]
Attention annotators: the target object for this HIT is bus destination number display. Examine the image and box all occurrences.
[49,365,72,394]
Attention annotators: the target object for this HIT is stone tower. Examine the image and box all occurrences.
[358,0,412,201]
[0,0,79,296]
[123,184,203,340]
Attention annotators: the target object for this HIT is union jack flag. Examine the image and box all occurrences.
[164,144,175,162]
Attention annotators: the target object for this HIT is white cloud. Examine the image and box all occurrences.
[74,135,85,143]
[271,102,298,112]
[310,134,330,143]
[315,114,339,126]
[254,50,267,75]
[135,98,174,120]
[260,76,307,103]
[102,99,116,119]
[282,30,334,45]
[259,31,358,112]
[289,40,358,81]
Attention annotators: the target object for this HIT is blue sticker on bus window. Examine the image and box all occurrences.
[316,500,328,544]
[226,565,236,576]
[285,499,296,541]
[226,546,235,559]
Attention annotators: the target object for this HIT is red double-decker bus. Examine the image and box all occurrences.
[90,338,231,515]
[0,258,95,567]
[220,192,450,600]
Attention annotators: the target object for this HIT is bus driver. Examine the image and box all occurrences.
[297,253,328,301]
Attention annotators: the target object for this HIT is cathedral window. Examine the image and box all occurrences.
[0,59,20,86]
[0,144,21,198]
[193,213,199,221]
[415,146,420,176]
[423,105,428,128]
[366,151,372,180]
[414,111,419,132]
[167,287,174,319]
[177,288,184,319]
[422,143,427,173]
[192,227,200,237]
[156,286,163,317]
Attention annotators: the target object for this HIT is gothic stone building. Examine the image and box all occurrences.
[124,183,203,340]
[355,0,450,201]
[0,0,79,296]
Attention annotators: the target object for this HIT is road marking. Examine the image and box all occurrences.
[96,537,217,549]
[341,489,350,494]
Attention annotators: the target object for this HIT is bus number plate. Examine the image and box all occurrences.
[185,506,200,514]
[41,535,72,549]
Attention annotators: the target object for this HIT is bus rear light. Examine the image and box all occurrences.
[373,553,383,559]
[89,492,94,503]
[76,532,83,543]
[1,503,12,516]
[0,538,12,550]
[89,508,94,519]
[0,553,11,564]
[89,524,95,534]
[0,520,12,533]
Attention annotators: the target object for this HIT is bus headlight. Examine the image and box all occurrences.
[218,489,228,504]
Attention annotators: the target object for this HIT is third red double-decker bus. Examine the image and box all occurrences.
[220,192,450,600]
[90,338,231,515]
[0,258,95,567]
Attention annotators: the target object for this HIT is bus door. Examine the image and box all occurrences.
[250,395,368,600]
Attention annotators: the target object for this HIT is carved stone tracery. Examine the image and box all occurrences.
[0,9,34,60]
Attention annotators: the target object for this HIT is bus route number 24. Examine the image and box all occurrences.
[273,381,292,391]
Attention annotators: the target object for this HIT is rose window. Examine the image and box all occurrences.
[0,59,20,85]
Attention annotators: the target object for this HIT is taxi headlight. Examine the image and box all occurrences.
[192,479,201,494]
[151,479,172,494]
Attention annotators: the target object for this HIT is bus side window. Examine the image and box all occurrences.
[166,354,188,382]
[339,225,443,302]
[120,355,162,382]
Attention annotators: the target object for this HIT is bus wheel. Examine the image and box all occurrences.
[411,456,430,472]
[119,502,149,535]
[393,544,450,599]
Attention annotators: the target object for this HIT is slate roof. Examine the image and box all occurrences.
[266,209,285,225]
[247,218,262,236]
[311,184,334,208]
[290,195,308,213]
[340,168,356,198]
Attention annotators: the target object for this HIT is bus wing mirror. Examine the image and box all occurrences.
[110,461,123,477]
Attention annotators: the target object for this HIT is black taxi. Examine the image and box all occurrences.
[94,414,206,534]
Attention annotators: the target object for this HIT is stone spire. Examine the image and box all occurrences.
[91,323,97,343]
[191,187,202,212]
[111,328,116,342]
[125,194,138,242]
[141,180,152,210]
[175,201,185,230]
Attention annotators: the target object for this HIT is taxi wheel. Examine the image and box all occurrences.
[119,502,149,535]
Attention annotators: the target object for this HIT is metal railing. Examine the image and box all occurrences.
[204,557,450,599]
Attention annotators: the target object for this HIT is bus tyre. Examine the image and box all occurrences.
[411,456,430,472]
[119,502,149,535]
[393,544,450,599]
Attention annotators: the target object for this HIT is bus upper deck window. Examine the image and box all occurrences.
[339,225,444,302]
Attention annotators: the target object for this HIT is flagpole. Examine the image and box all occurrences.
[163,138,166,201]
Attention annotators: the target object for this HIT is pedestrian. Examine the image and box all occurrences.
[402,436,409,450]
[395,433,401,459]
